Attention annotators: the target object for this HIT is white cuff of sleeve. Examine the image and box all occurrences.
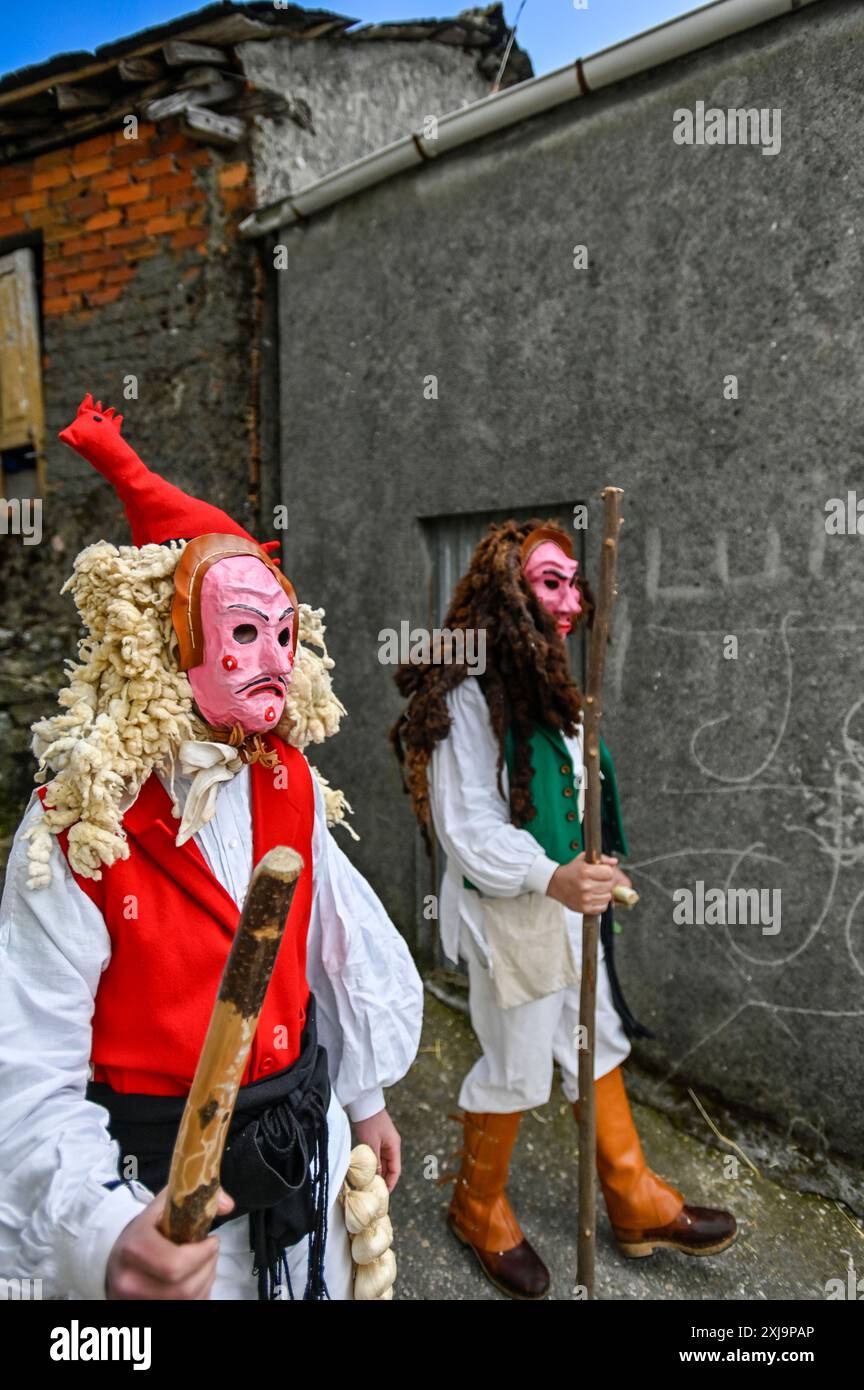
[523,851,560,897]
[345,1087,386,1125]
[58,1182,151,1301]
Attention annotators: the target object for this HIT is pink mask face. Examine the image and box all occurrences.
[523,540,582,638]
[188,555,296,734]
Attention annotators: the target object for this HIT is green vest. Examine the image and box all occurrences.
[464,723,627,890]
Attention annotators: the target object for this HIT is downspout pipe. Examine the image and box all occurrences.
[240,0,822,237]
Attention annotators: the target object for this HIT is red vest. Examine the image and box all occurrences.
[40,736,314,1096]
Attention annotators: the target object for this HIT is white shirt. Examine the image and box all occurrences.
[0,761,422,1299]
[428,675,594,969]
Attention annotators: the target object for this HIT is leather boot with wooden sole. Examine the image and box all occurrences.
[448,1110,550,1300]
[575,1067,737,1262]
[613,1204,737,1258]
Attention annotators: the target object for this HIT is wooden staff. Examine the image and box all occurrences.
[577,486,624,1298]
[160,845,304,1244]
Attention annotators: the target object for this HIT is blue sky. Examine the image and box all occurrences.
[1,1,700,81]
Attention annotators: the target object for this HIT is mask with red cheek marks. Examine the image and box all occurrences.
[187,555,296,734]
[523,540,582,638]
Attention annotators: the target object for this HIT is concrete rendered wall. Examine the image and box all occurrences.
[274,0,864,1167]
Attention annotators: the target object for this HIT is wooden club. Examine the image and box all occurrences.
[576,486,624,1299]
[159,845,304,1245]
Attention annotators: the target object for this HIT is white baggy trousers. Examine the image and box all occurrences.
[458,931,631,1114]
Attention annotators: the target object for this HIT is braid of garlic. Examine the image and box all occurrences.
[339,1143,396,1301]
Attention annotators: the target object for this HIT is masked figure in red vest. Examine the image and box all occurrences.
[391,519,735,1300]
[0,394,422,1301]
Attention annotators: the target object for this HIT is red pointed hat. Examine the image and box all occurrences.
[59,392,261,547]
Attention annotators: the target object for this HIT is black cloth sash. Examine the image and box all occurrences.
[600,815,653,1041]
[87,995,332,1300]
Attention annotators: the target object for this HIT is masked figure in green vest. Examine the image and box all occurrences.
[391,518,736,1300]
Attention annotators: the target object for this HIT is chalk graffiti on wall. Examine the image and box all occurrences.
[617,525,864,1103]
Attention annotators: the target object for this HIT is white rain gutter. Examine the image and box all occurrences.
[239,0,823,238]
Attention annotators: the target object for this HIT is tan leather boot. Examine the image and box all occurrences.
[448,1110,549,1299]
[574,1067,737,1258]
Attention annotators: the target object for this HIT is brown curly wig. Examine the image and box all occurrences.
[390,518,593,846]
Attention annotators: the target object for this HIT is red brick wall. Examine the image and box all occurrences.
[0,122,251,317]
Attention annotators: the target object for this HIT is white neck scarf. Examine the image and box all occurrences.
[170,739,245,846]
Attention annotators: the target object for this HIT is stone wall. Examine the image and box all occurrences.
[0,124,258,861]
[240,37,494,206]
